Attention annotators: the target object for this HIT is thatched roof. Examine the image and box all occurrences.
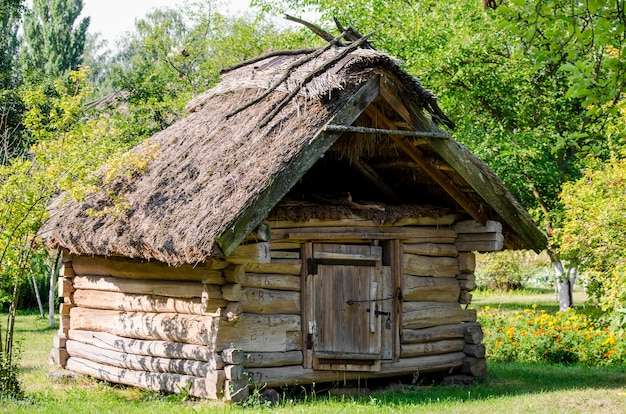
[41,45,547,266]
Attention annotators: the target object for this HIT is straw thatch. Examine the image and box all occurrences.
[40,45,546,266]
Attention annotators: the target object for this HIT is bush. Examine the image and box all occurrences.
[479,306,626,367]
[0,352,21,399]
[475,251,551,291]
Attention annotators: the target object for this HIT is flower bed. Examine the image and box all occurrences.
[478,305,626,366]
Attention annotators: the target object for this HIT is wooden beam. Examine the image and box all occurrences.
[323,124,449,139]
[379,78,547,252]
[353,159,402,203]
[366,105,487,222]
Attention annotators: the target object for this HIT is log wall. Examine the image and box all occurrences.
[52,217,499,399]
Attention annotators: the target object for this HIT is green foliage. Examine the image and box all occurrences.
[558,157,626,314]
[106,3,314,142]
[476,251,552,291]
[21,0,90,78]
[0,349,22,399]
[479,306,626,367]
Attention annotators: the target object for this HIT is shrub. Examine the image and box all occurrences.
[478,306,626,367]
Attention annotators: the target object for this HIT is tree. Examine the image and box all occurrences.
[21,0,90,78]
[255,0,626,310]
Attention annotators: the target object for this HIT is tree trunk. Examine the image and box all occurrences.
[548,249,573,311]
[49,250,61,328]
[30,271,44,318]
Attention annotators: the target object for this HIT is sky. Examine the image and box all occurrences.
[81,0,257,46]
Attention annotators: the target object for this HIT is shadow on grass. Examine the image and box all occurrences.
[370,362,626,406]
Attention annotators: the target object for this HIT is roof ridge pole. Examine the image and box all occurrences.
[259,31,377,128]
[226,30,350,119]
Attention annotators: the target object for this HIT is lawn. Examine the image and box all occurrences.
[2,289,625,413]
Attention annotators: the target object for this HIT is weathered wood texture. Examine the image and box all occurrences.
[66,357,218,399]
[72,275,206,299]
[66,340,215,377]
[458,252,476,273]
[225,242,271,264]
[403,254,459,277]
[246,259,302,275]
[216,314,301,352]
[267,215,459,229]
[71,255,223,283]
[242,351,303,368]
[402,275,460,302]
[403,243,458,257]
[240,288,300,314]
[272,226,456,243]
[245,352,465,387]
[457,273,477,291]
[401,339,466,358]
[402,322,482,344]
[72,289,208,315]
[402,302,477,329]
[244,273,300,291]
[68,330,218,364]
[70,307,219,346]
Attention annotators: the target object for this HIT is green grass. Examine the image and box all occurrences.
[3,299,626,413]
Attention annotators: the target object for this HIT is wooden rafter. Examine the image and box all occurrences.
[364,105,488,222]
[352,159,402,204]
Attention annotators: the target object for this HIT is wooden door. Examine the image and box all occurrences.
[309,243,387,371]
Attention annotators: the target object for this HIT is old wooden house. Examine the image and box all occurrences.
[42,43,547,400]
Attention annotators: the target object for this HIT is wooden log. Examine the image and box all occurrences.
[270,251,301,259]
[402,302,477,329]
[221,284,242,302]
[223,379,250,402]
[71,255,218,282]
[459,291,473,305]
[403,254,459,277]
[200,270,226,285]
[225,302,242,321]
[58,277,75,297]
[72,275,204,298]
[458,252,476,273]
[244,273,300,291]
[68,329,219,364]
[457,273,476,291]
[59,314,70,335]
[461,356,487,377]
[464,323,484,344]
[66,357,218,399]
[457,238,504,252]
[272,226,457,242]
[53,334,67,348]
[270,242,302,250]
[217,314,301,352]
[222,348,245,365]
[268,214,459,229]
[402,275,460,302]
[69,308,219,346]
[240,288,300,314]
[202,284,228,313]
[402,322,482,344]
[401,339,466,358]
[242,351,303,368]
[403,243,458,257]
[463,344,486,358]
[60,262,76,277]
[457,232,504,242]
[66,340,215,378]
[49,347,69,368]
[243,223,272,243]
[455,220,502,234]
[245,353,465,387]
[72,289,209,315]
[246,259,302,275]
[226,243,271,264]
[224,364,244,380]
[223,265,245,284]
[59,302,75,315]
